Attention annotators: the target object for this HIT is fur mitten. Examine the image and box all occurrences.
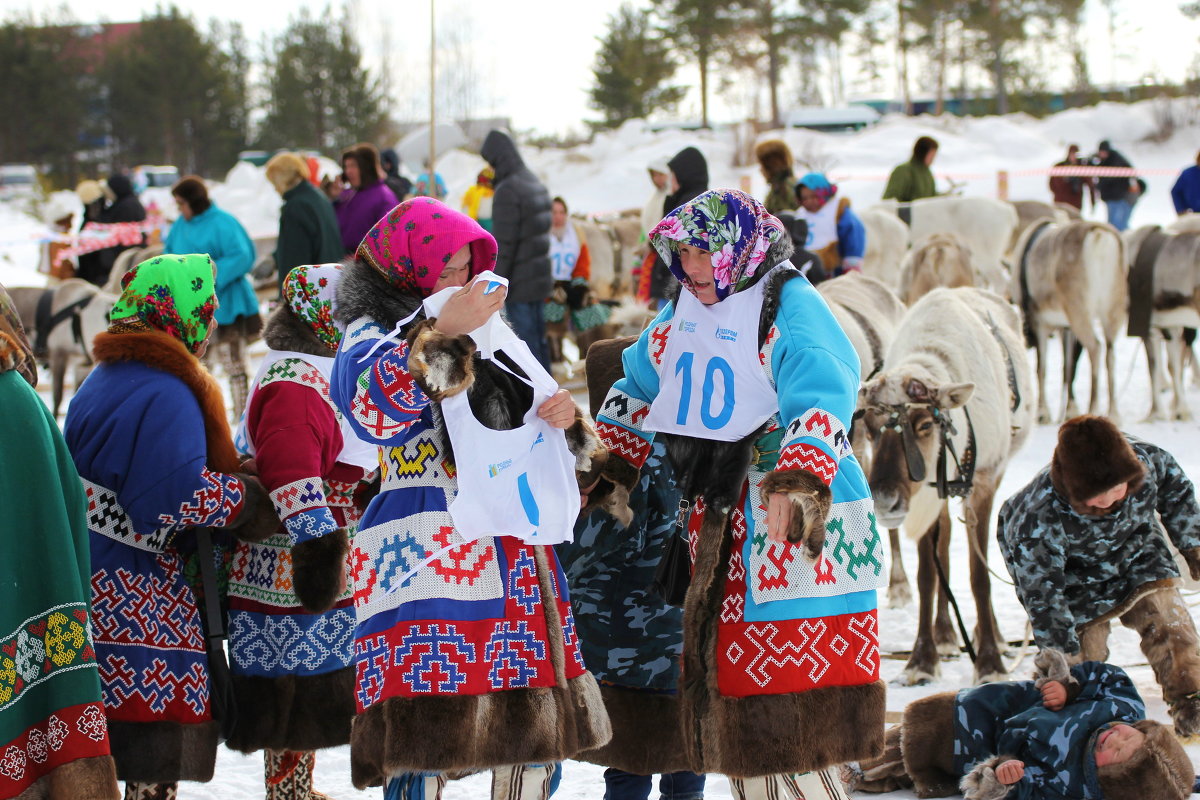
[1033,648,1075,688]
[292,529,350,613]
[227,474,281,542]
[960,756,1015,800]
[759,469,833,561]
[1182,548,1200,582]
[405,318,476,401]
[581,456,639,528]
[564,408,608,487]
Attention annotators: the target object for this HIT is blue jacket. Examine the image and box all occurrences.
[838,205,866,266]
[165,203,259,326]
[954,662,1145,799]
[1171,165,1200,214]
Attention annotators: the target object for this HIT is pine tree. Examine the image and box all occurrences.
[589,4,687,129]
[102,6,248,175]
[256,6,387,153]
[653,0,736,128]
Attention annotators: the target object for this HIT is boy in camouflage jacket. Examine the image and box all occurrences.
[996,415,1200,736]
[849,651,1196,799]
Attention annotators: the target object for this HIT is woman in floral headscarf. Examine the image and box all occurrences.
[226,263,377,800]
[0,284,120,800]
[64,254,279,800]
[585,190,885,800]
[330,197,611,800]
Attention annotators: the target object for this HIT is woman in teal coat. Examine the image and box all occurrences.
[165,175,260,417]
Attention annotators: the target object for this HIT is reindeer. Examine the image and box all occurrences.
[818,272,912,607]
[861,287,1032,685]
[1011,220,1125,424]
[1124,224,1200,421]
[858,207,909,288]
[897,232,976,306]
[9,279,117,417]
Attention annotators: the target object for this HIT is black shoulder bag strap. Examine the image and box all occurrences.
[196,528,237,742]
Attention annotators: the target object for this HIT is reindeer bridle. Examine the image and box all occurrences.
[870,401,977,500]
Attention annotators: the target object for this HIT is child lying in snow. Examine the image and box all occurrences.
[846,650,1197,799]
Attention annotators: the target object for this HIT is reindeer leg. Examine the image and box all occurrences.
[1168,327,1193,421]
[50,350,67,419]
[887,527,912,608]
[1105,333,1121,425]
[933,505,958,658]
[901,514,943,686]
[967,473,1007,684]
[1143,330,1165,422]
[1035,325,1052,425]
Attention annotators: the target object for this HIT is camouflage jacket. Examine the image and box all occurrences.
[556,440,684,691]
[953,661,1145,799]
[997,437,1200,654]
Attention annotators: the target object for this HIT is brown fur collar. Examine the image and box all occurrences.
[1050,416,1146,514]
[93,331,241,473]
[262,303,335,358]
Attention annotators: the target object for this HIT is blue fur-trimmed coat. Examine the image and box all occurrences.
[594,262,886,777]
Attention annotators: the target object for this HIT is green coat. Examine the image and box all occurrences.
[0,370,116,798]
[882,160,937,202]
[274,181,344,294]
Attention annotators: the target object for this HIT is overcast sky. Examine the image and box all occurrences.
[4,0,1199,134]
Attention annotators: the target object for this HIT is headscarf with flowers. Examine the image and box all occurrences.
[0,282,36,386]
[356,197,497,298]
[649,189,787,302]
[283,263,343,351]
[796,172,838,205]
[107,253,217,355]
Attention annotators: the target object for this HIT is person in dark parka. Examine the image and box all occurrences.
[81,174,147,286]
[480,128,554,369]
[379,147,413,203]
[265,152,345,297]
[644,146,709,304]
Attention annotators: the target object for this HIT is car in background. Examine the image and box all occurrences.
[0,163,38,199]
[132,165,179,193]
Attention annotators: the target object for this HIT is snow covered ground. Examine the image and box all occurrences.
[5,99,1200,798]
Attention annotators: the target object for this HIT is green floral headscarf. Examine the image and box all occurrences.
[282,263,343,352]
[108,254,218,354]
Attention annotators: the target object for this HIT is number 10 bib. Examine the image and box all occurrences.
[644,266,779,442]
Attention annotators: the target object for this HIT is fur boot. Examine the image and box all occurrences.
[122,783,177,800]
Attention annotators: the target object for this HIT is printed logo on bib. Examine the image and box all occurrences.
[679,320,698,333]
[488,459,513,477]
[715,327,738,342]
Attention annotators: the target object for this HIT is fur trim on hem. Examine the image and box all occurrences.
[406,319,476,401]
[224,668,355,754]
[760,468,833,558]
[899,691,958,797]
[106,719,219,783]
[1084,578,1179,629]
[92,331,240,473]
[348,673,612,788]
[12,755,120,800]
[574,686,691,775]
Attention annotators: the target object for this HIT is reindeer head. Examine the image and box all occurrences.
[859,370,974,528]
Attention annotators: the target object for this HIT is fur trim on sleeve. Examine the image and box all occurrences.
[760,468,833,560]
[960,756,1016,800]
[291,529,350,613]
[564,409,609,485]
[405,318,476,401]
[227,474,282,543]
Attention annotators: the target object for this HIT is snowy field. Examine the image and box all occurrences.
[4,99,1200,798]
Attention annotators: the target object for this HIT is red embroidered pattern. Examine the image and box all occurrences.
[776,442,837,486]
[649,322,671,367]
[596,421,651,468]
[157,468,243,527]
[0,702,111,797]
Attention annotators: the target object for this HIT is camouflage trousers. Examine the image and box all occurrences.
[1076,586,1200,730]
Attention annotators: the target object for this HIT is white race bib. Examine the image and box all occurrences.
[643,266,779,442]
[549,224,581,281]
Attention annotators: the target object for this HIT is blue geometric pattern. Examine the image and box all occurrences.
[484,621,545,689]
[228,607,354,677]
[244,547,279,589]
[355,634,391,708]
[375,531,431,591]
[509,551,540,615]
[561,611,585,670]
[395,623,477,693]
[285,506,340,546]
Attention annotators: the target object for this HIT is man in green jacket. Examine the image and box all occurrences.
[882,136,939,202]
[266,152,345,297]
